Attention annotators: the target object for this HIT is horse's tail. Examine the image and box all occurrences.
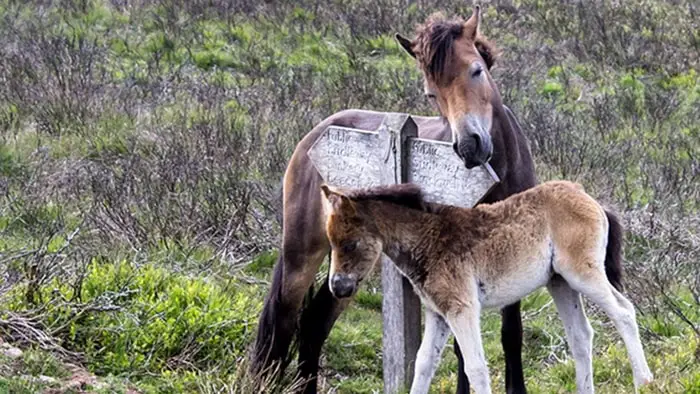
[604,209,624,292]
[251,253,292,376]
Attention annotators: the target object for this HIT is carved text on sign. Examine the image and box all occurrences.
[407,138,498,208]
[308,126,382,190]
[309,125,499,209]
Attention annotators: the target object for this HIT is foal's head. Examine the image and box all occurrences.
[396,7,499,168]
[321,184,425,298]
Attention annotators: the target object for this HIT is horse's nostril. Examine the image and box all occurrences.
[472,134,482,152]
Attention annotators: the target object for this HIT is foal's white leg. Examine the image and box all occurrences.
[569,276,653,390]
[446,303,491,394]
[410,308,451,394]
[547,277,594,394]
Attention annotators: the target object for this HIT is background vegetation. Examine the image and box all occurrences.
[0,0,698,392]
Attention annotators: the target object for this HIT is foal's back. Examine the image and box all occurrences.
[437,181,607,308]
[410,181,652,394]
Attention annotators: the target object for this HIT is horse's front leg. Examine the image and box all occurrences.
[447,302,491,394]
[297,277,352,394]
[410,308,451,394]
[502,301,527,393]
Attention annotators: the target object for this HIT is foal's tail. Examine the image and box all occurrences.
[604,209,624,292]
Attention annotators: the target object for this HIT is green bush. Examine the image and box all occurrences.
[6,258,261,377]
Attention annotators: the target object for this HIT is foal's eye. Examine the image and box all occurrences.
[471,67,483,78]
[341,241,357,254]
[425,93,436,100]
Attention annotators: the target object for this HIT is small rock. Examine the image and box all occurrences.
[2,346,23,359]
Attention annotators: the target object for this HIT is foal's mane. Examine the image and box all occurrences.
[348,184,427,211]
[414,13,498,81]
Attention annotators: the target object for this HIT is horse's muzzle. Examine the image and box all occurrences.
[452,114,493,169]
[453,134,492,169]
[330,274,356,298]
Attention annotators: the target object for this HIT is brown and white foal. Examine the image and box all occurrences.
[321,181,653,394]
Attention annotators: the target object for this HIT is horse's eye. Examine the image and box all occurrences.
[471,67,483,78]
[425,93,436,100]
[341,241,357,254]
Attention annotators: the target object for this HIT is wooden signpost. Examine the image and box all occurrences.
[308,113,499,393]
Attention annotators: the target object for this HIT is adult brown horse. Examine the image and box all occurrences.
[251,7,621,394]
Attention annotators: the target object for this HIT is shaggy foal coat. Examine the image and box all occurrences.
[321,181,653,394]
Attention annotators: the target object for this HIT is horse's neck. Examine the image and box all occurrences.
[486,104,538,201]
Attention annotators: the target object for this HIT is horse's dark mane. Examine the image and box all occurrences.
[414,13,498,81]
[348,184,427,211]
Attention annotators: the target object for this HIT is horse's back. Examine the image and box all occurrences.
[287,109,448,177]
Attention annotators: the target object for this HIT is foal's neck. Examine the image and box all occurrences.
[368,201,451,277]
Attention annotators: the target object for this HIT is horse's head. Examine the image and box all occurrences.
[320,185,383,298]
[397,7,500,168]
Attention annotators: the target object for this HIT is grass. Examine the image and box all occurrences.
[0,0,698,392]
[0,254,698,393]
[324,287,700,394]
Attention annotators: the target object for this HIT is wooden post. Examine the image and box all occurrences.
[307,113,499,393]
[378,114,421,393]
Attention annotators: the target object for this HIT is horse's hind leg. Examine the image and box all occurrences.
[577,279,652,390]
[564,267,653,390]
[547,276,594,394]
[298,275,352,394]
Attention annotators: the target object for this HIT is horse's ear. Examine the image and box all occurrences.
[475,37,498,70]
[321,185,355,215]
[395,33,416,58]
[464,5,481,40]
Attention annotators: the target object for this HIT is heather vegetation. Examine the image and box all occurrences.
[0,0,698,393]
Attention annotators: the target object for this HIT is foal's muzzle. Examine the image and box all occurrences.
[330,274,357,298]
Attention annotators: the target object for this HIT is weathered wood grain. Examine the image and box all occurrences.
[378,114,421,394]
[408,138,498,208]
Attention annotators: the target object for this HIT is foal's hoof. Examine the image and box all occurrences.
[635,374,654,389]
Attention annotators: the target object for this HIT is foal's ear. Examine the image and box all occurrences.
[395,33,416,58]
[321,185,355,215]
[464,5,481,40]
